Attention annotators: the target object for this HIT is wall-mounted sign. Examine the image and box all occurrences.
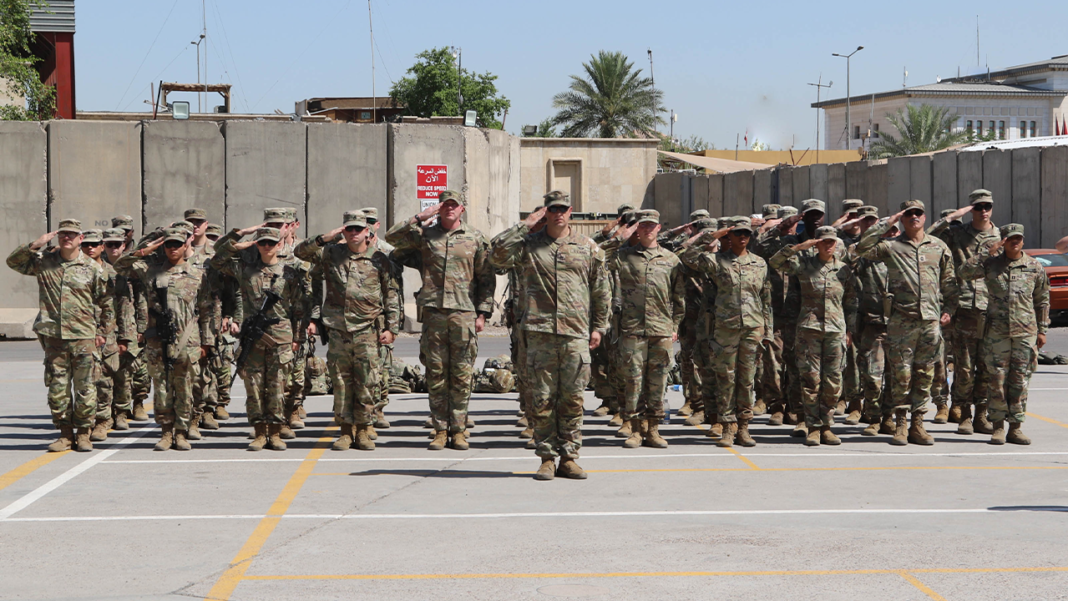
[417,164,448,211]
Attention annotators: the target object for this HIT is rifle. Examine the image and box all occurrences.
[149,283,177,379]
[235,274,283,372]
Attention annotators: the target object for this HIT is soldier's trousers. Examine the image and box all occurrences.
[711,325,763,423]
[932,335,949,406]
[621,335,672,420]
[886,314,941,413]
[215,342,234,407]
[590,336,613,404]
[515,329,533,418]
[842,338,861,404]
[950,308,988,407]
[856,321,888,418]
[376,343,393,412]
[114,348,148,415]
[285,341,308,416]
[328,328,381,426]
[41,336,98,430]
[760,329,784,413]
[983,334,1037,424]
[796,328,846,428]
[693,332,716,417]
[421,308,478,433]
[678,323,699,406]
[780,320,803,415]
[95,351,120,421]
[239,339,292,425]
[145,342,200,431]
[526,331,590,460]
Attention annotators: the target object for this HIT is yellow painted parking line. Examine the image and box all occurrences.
[0,451,70,492]
[310,465,1068,477]
[1027,412,1068,430]
[899,571,947,601]
[725,447,761,470]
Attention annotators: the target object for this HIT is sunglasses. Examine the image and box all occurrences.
[80,241,101,248]
[731,230,752,238]
[904,210,924,218]
[257,240,278,247]
[187,219,206,226]
[163,241,185,249]
[547,205,569,213]
[57,231,79,238]
[344,225,366,233]
[105,242,124,249]
[972,203,993,212]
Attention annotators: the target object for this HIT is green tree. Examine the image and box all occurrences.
[0,0,55,121]
[389,47,510,129]
[868,104,970,159]
[551,50,665,138]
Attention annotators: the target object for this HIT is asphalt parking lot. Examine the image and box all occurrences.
[1,333,1067,601]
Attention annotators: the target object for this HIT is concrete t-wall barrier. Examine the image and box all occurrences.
[0,122,47,313]
[305,123,387,238]
[142,121,225,232]
[223,121,307,237]
[1041,146,1068,248]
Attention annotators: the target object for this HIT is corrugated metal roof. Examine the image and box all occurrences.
[813,81,1065,108]
[29,0,75,33]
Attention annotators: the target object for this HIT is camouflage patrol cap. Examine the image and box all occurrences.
[622,211,637,225]
[439,190,466,206]
[617,203,636,216]
[264,208,289,224]
[940,208,956,219]
[103,228,126,243]
[111,215,134,232]
[969,189,993,205]
[801,199,826,214]
[842,199,864,213]
[900,199,926,213]
[689,209,710,222]
[730,216,754,233]
[170,220,194,235]
[342,210,368,229]
[360,207,379,223]
[543,190,571,208]
[636,210,661,225]
[283,208,298,223]
[162,227,188,243]
[999,223,1024,239]
[762,204,782,219]
[81,229,103,244]
[814,226,838,241]
[183,208,207,221]
[856,206,879,219]
[205,223,223,237]
[255,227,281,242]
[694,218,717,231]
[57,218,82,234]
[778,206,798,219]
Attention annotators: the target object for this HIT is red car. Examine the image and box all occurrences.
[1024,249,1068,322]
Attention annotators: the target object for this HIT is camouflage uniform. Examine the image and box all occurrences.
[385,191,496,436]
[490,193,611,466]
[111,215,152,420]
[201,226,240,419]
[82,230,128,439]
[959,224,1049,430]
[103,228,139,424]
[7,220,112,446]
[847,235,891,423]
[364,208,398,426]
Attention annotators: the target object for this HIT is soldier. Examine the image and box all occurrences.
[491,191,610,480]
[79,230,125,442]
[361,207,401,433]
[927,189,1000,434]
[610,210,685,448]
[831,199,865,246]
[386,191,495,450]
[203,223,238,422]
[212,224,307,451]
[659,209,710,250]
[675,219,715,423]
[593,203,636,246]
[770,226,857,446]
[112,215,137,246]
[178,208,222,437]
[593,210,638,426]
[856,200,957,446]
[679,218,723,437]
[8,220,112,452]
[101,228,138,431]
[753,206,795,426]
[112,214,152,422]
[959,224,1049,445]
[680,217,773,447]
[295,211,400,451]
[114,227,213,451]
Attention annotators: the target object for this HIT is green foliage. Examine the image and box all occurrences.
[389,47,510,129]
[521,118,557,138]
[868,104,970,159]
[0,0,55,121]
[551,50,665,138]
[657,133,713,152]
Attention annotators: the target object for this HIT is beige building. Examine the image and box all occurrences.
[518,138,658,213]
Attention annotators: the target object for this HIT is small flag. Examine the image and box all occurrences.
[744,129,749,146]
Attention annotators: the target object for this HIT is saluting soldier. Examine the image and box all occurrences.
[112,214,152,422]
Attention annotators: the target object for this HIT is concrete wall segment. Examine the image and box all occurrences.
[306,123,387,238]
[223,121,307,236]
[1011,147,1041,245]
[982,149,1013,227]
[0,121,47,309]
[141,120,225,232]
[1040,146,1068,247]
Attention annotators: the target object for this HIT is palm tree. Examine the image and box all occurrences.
[551,51,665,138]
[868,104,970,158]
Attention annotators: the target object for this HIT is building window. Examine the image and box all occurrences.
[1018,120,1027,138]
[977,121,983,136]
[989,121,996,135]
[873,123,880,138]
[999,121,1006,139]
[359,111,372,121]
[853,125,860,140]
[1031,121,1037,137]
[966,120,973,134]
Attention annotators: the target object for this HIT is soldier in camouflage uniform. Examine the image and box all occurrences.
[681,217,773,447]
[677,210,722,420]
[590,203,636,419]
[213,225,308,451]
[179,208,221,438]
[753,206,795,426]
[102,228,137,431]
[927,189,1000,435]
[296,211,400,451]
[491,191,611,481]
[79,230,127,442]
[959,224,1049,445]
[680,218,723,437]
[112,214,152,422]
[610,210,686,449]
[8,219,113,452]
[831,199,865,422]
[202,223,239,422]
[856,200,957,446]
[750,204,780,416]
[770,226,857,446]
[362,207,400,433]
[387,190,496,451]
[115,227,214,451]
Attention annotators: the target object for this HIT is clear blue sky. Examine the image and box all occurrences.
[77,0,1066,151]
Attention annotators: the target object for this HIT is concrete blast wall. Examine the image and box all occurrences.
[306,123,387,237]
[224,121,308,238]
[0,122,47,312]
[142,121,225,231]
[49,121,142,232]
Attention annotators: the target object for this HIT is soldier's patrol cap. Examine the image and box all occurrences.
[900,199,926,213]
[694,218,717,231]
[801,199,826,215]
[543,190,571,208]
[636,210,661,225]
[103,228,126,243]
[183,208,208,221]
[360,208,379,223]
[170,220,195,234]
[969,189,993,205]
[730,216,754,233]
[762,204,782,219]
[342,210,368,229]
[814,225,838,241]
[940,208,956,219]
[284,208,299,223]
[689,209,710,222]
[264,208,289,224]
[842,199,864,212]
[439,190,466,206]
[255,227,281,242]
[778,206,798,219]
[205,223,223,237]
[857,206,879,219]
[622,211,637,225]
[617,203,635,216]
[57,218,82,234]
[111,215,134,232]
[162,227,188,243]
[1000,223,1025,239]
[81,229,103,244]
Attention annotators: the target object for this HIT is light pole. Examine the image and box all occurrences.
[191,34,205,112]
[450,46,462,116]
[648,48,656,132]
[670,110,677,150]
[832,46,863,150]
[807,75,833,163]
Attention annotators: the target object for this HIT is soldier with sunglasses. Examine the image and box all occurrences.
[102,228,139,431]
[112,215,152,422]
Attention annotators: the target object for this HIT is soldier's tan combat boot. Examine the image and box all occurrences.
[623,419,643,449]
[956,404,974,435]
[684,410,705,427]
[752,400,767,416]
[74,427,93,452]
[890,410,909,446]
[534,458,556,481]
[907,413,934,445]
[186,420,202,441]
[933,401,949,424]
[48,425,74,453]
[716,422,737,448]
[677,401,693,417]
[988,420,1006,445]
[173,430,192,451]
[525,437,536,449]
[465,415,475,429]
[113,411,130,431]
[784,412,799,425]
[298,406,307,419]
[365,424,378,441]
[974,403,995,435]
[736,420,756,447]
[861,420,879,436]
[355,425,375,450]
[331,423,354,451]
[591,404,610,418]
[880,414,896,435]
[201,412,220,430]
[423,416,434,428]
[706,422,723,440]
[154,424,174,451]
[768,411,784,426]
[845,399,863,425]
[131,401,149,421]
[519,426,534,439]
[374,408,390,429]
[644,421,668,449]
[90,418,111,442]
[834,400,847,415]
[608,413,624,428]
[821,426,841,445]
[215,406,230,421]
[451,431,470,451]
[948,403,962,424]
[248,423,268,451]
[516,414,529,427]
[615,419,633,439]
[289,409,305,430]
[428,430,447,451]
[1006,422,1031,445]
[557,459,587,480]
[278,422,297,440]
[790,420,808,438]
[804,427,820,446]
[267,423,287,451]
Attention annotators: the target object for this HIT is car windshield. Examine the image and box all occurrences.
[1032,253,1068,267]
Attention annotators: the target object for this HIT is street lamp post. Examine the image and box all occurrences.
[450,46,463,116]
[807,76,833,163]
[832,46,863,150]
[191,34,205,113]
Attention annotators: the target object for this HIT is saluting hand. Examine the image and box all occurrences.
[325,225,345,242]
[794,239,820,251]
[30,231,58,250]
[524,207,547,229]
[986,238,1006,256]
[415,202,442,223]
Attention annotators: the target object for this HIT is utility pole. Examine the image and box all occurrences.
[807,75,833,163]
[190,34,204,112]
[832,46,863,150]
[648,48,656,133]
[369,0,375,122]
[202,0,207,112]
